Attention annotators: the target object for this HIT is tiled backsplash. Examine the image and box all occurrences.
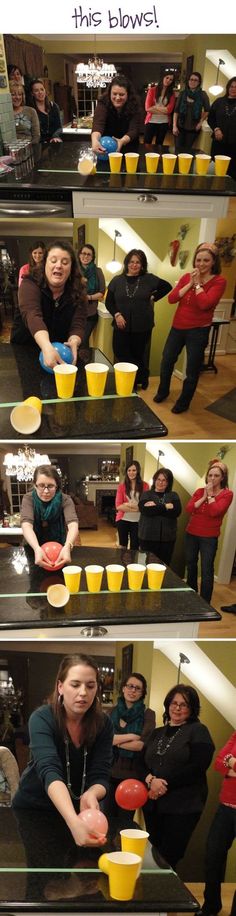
[0,92,16,148]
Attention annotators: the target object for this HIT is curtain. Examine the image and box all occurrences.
[4,34,43,78]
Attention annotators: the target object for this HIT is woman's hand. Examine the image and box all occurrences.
[71,813,106,847]
[143,500,156,507]
[91,134,106,154]
[115,313,126,329]
[145,774,168,799]
[165,502,174,510]
[57,544,71,565]
[172,124,179,136]
[65,336,81,365]
[191,268,201,288]
[42,342,63,369]
[50,137,63,143]
[214,127,223,141]
[34,545,54,568]
[80,788,100,810]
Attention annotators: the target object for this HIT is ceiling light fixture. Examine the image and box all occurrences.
[3,448,51,482]
[208,58,225,96]
[75,57,117,89]
[106,229,122,274]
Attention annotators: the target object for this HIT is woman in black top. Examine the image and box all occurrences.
[78,243,106,347]
[139,467,182,565]
[91,74,142,154]
[29,78,63,143]
[173,72,209,153]
[143,684,215,868]
[208,77,236,180]
[106,249,171,389]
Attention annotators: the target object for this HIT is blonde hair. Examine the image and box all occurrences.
[10,80,25,105]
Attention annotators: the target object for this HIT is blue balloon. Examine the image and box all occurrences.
[39,341,73,374]
[97,135,118,160]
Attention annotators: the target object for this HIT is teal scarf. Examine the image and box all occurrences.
[111,697,145,759]
[32,489,66,545]
[179,87,203,121]
[79,261,99,295]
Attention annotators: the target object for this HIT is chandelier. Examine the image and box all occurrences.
[3,448,50,482]
[75,56,117,89]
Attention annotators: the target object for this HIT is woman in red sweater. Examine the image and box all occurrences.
[115,460,149,550]
[202,731,236,916]
[153,242,226,413]
[185,459,233,603]
[144,73,176,147]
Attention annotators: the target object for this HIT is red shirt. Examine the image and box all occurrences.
[115,481,149,521]
[186,487,233,537]
[214,733,236,806]
[168,273,226,329]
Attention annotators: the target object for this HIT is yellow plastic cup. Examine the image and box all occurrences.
[78,158,94,175]
[106,564,125,591]
[146,563,166,590]
[195,154,211,176]
[145,152,159,174]
[162,154,177,175]
[109,152,123,173]
[10,401,41,434]
[47,584,70,607]
[125,153,139,174]
[120,829,149,859]
[214,155,231,177]
[53,364,78,399]
[127,563,146,591]
[85,362,108,397]
[62,565,82,593]
[114,362,138,396]
[85,564,104,593]
[98,851,141,901]
[177,153,193,175]
[24,396,43,414]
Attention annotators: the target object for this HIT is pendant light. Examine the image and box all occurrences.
[106,229,122,274]
[209,58,225,97]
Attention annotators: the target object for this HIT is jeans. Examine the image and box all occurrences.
[185,532,218,603]
[203,804,236,914]
[117,520,139,550]
[113,329,151,385]
[157,325,210,407]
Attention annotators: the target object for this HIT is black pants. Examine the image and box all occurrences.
[113,328,151,386]
[139,539,175,565]
[203,804,236,914]
[144,122,169,147]
[117,520,139,550]
[157,325,210,407]
[185,533,218,603]
[211,139,236,181]
[82,313,98,348]
[143,802,200,868]
[174,129,198,154]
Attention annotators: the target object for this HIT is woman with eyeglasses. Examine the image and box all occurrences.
[138,467,182,565]
[13,654,113,848]
[173,72,210,153]
[20,464,79,569]
[143,684,214,869]
[78,244,106,348]
[104,672,155,819]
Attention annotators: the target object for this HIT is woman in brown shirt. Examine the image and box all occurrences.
[20,464,79,569]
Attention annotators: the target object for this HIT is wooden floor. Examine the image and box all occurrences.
[177,883,236,916]
[140,354,236,440]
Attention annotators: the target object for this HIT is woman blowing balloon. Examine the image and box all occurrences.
[20,465,79,569]
[13,654,113,847]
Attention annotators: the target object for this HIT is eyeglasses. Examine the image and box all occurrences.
[170,701,189,709]
[125,684,142,691]
[36,483,56,491]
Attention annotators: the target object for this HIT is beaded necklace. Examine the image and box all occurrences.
[152,724,184,766]
[125,277,140,298]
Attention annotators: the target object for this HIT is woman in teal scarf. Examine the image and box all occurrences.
[105,672,155,819]
[173,72,209,154]
[78,244,106,348]
[20,464,79,569]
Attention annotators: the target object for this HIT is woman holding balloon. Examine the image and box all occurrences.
[91,74,142,154]
[143,684,214,868]
[13,653,113,847]
[20,464,79,570]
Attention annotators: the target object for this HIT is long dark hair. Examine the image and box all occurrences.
[33,464,62,490]
[78,243,96,261]
[27,241,46,280]
[124,459,145,496]
[163,683,200,723]
[101,74,141,120]
[123,249,147,276]
[152,467,173,491]
[51,654,104,746]
[226,76,236,96]
[37,239,87,307]
[29,78,51,113]
[154,72,175,103]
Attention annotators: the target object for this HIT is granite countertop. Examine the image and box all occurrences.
[0,545,221,630]
[0,140,235,195]
[0,808,200,911]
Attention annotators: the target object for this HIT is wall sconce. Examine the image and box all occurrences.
[209,58,225,97]
[106,229,122,274]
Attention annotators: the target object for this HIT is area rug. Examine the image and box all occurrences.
[206,388,236,424]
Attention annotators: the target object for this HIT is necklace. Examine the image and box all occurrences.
[64,735,87,801]
[125,277,140,298]
[225,102,236,118]
[152,725,183,766]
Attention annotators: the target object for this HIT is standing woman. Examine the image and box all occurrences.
[18,241,46,286]
[91,75,142,155]
[208,77,236,180]
[20,464,79,569]
[13,653,113,847]
[115,460,149,550]
[106,249,171,389]
[173,72,209,153]
[10,82,40,144]
[154,242,226,413]
[106,672,155,818]
[11,240,86,369]
[139,467,182,565]
[185,459,233,603]
[202,731,236,916]
[78,244,106,348]
[143,684,215,869]
[144,73,176,147]
[29,79,63,143]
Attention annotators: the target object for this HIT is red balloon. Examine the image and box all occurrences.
[78,809,108,836]
[41,541,63,562]
[115,779,148,810]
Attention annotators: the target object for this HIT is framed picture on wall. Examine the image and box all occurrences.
[77,224,85,249]
[125,446,134,468]
[122,644,133,683]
